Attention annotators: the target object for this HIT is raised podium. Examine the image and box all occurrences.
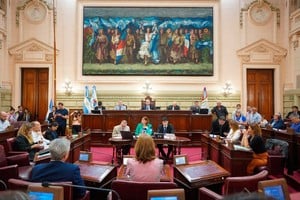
[174,160,230,199]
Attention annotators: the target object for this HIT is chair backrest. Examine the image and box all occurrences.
[6,137,16,152]
[265,138,289,157]
[0,145,8,167]
[111,180,178,200]
[223,170,268,195]
[8,178,73,200]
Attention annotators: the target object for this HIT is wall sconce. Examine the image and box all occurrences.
[142,81,152,96]
[222,81,233,97]
[64,80,72,95]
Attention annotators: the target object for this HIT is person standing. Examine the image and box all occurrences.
[70,110,82,134]
[55,102,69,136]
[47,106,57,123]
[156,117,174,161]
[112,120,131,155]
[211,101,228,119]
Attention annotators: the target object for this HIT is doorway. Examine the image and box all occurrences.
[21,68,49,122]
[247,69,274,120]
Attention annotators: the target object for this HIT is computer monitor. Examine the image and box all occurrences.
[120,131,133,140]
[173,154,188,166]
[78,151,92,163]
[147,188,185,200]
[258,178,290,200]
[28,185,64,200]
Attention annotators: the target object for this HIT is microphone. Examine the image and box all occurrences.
[41,181,121,200]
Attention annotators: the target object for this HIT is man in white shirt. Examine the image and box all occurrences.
[31,121,50,148]
[112,120,131,155]
[114,100,127,110]
[249,107,262,124]
[0,111,10,132]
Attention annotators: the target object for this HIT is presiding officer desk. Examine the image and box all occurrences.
[82,110,212,146]
[109,136,191,164]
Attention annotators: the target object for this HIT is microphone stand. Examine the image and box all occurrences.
[42,182,121,200]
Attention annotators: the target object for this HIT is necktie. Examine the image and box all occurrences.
[172,106,175,110]
[146,105,150,110]
[119,105,122,110]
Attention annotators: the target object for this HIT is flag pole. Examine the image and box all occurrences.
[52,0,57,104]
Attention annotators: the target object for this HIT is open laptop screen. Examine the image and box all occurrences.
[28,191,54,200]
[150,197,178,200]
[263,185,285,200]
[258,178,290,200]
[78,151,92,162]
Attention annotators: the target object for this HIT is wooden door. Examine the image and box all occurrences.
[247,69,274,120]
[22,68,49,122]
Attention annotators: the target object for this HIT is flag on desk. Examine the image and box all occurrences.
[201,87,208,108]
[90,85,98,108]
[83,86,92,114]
[115,31,127,64]
[45,98,54,122]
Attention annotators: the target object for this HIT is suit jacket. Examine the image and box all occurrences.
[94,106,106,111]
[166,105,180,110]
[270,119,285,130]
[211,119,230,137]
[30,161,86,198]
[190,106,201,114]
[141,104,155,110]
[157,124,174,134]
[14,135,39,161]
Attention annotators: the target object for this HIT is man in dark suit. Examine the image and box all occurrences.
[157,117,174,161]
[167,101,180,110]
[30,138,86,199]
[94,101,106,111]
[190,100,201,114]
[141,99,155,110]
[210,116,230,137]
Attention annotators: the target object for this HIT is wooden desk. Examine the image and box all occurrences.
[173,160,230,199]
[109,136,191,164]
[117,164,172,182]
[0,128,18,152]
[67,132,91,163]
[82,111,212,146]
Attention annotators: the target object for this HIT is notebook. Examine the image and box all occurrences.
[121,131,133,140]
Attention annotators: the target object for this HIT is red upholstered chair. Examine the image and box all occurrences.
[198,170,268,200]
[111,179,178,200]
[8,178,90,200]
[0,144,33,182]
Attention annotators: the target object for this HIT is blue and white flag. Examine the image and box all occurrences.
[83,86,92,114]
[45,98,54,121]
[201,87,209,109]
[90,85,98,108]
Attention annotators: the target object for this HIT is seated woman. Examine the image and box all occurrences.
[125,134,164,182]
[135,116,153,136]
[14,122,43,161]
[226,120,241,144]
[241,123,268,175]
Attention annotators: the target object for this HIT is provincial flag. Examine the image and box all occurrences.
[90,85,98,108]
[115,31,127,64]
[201,87,208,108]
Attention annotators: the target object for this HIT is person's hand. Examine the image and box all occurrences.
[242,129,248,135]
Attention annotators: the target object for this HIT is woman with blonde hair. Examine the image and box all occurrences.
[125,134,164,182]
[14,122,43,161]
[241,123,268,174]
[226,120,241,143]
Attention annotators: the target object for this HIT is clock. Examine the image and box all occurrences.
[24,3,47,23]
[249,3,272,25]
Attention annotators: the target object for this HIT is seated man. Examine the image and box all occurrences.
[0,111,10,132]
[94,101,106,111]
[167,101,180,110]
[190,100,201,114]
[210,116,230,137]
[141,98,155,110]
[112,120,131,155]
[157,117,174,161]
[30,138,86,199]
[114,100,127,110]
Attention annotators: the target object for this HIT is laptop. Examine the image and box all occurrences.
[78,151,92,163]
[148,188,185,200]
[121,131,133,140]
[154,133,164,139]
[200,108,209,114]
[258,178,290,200]
[28,185,64,200]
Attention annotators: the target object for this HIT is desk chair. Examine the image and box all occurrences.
[111,179,177,200]
[8,178,90,200]
[198,170,268,200]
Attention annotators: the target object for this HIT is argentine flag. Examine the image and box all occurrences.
[83,86,92,114]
